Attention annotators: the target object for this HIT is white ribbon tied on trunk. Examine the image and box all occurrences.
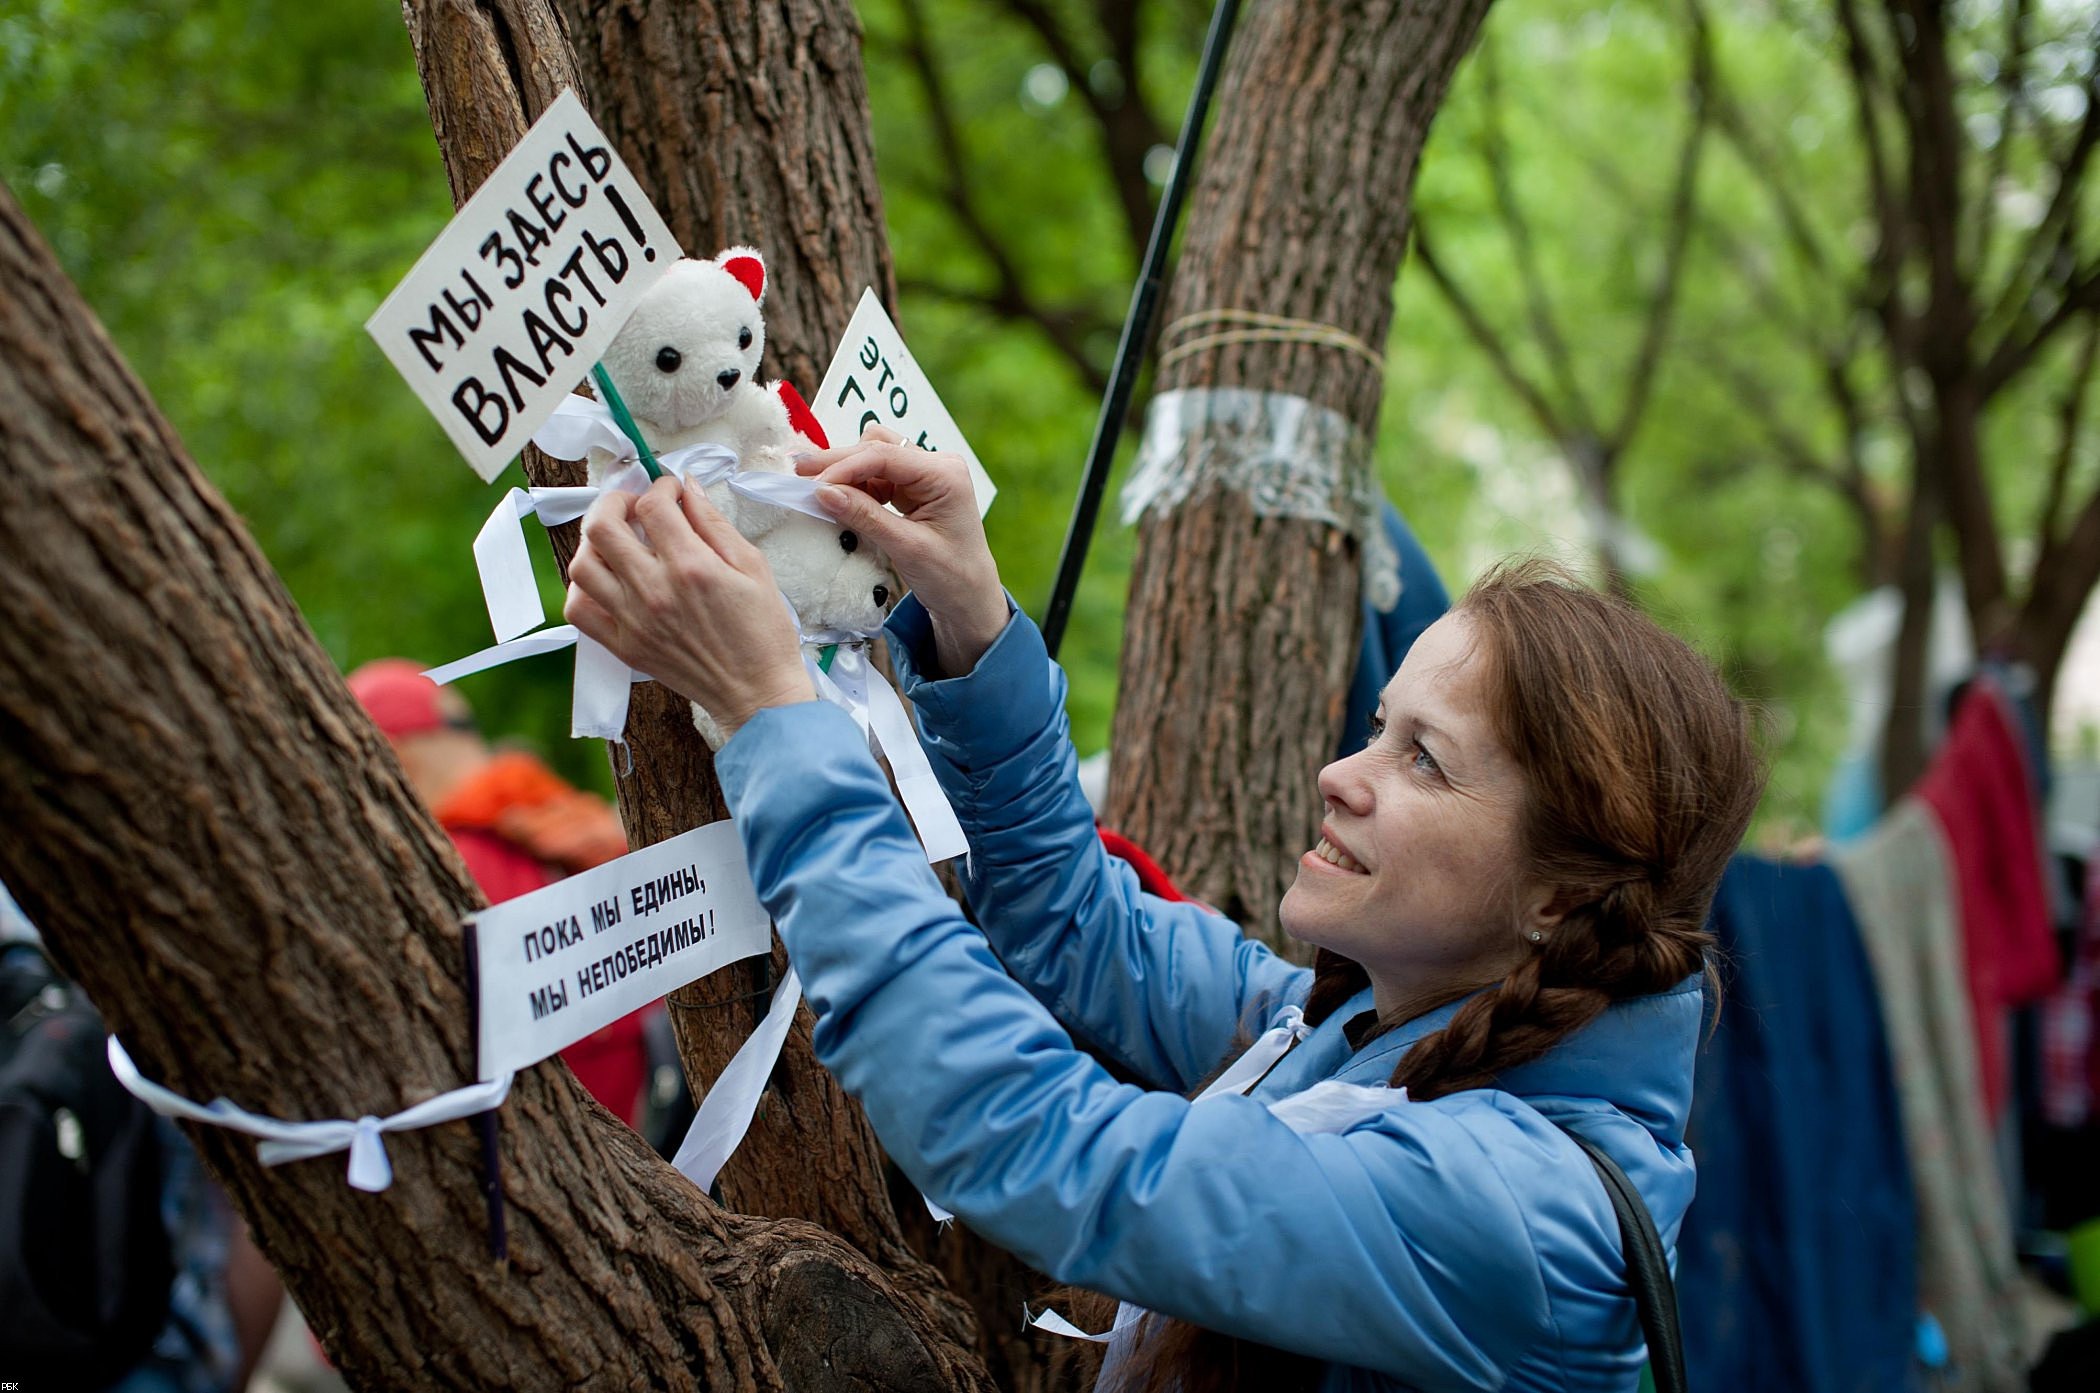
[107,1035,513,1194]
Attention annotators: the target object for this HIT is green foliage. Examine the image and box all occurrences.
[856,0,1200,749]
[2,0,607,792]
[9,0,2086,841]
[1391,0,1876,837]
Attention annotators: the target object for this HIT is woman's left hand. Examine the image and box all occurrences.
[564,477,815,738]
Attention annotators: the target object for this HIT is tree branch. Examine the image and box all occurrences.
[1609,0,1714,454]
[1832,0,1912,361]
[895,0,1109,391]
[1888,0,1971,370]
[1700,348,1884,584]
[1706,78,1833,282]
[992,0,1171,260]
[1980,29,2100,359]
[2037,312,2100,561]
[1574,130,1839,351]
[1968,0,2035,272]
[1475,35,1601,442]
[894,273,1112,394]
[1979,259,2100,394]
[1411,218,1573,446]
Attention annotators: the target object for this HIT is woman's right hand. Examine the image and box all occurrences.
[797,426,1010,676]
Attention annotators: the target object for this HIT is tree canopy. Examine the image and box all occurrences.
[6,0,2096,836]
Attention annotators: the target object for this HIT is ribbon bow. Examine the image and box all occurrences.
[108,1035,513,1194]
[427,394,967,864]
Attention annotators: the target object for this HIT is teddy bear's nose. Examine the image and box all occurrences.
[872,584,890,609]
[716,368,741,390]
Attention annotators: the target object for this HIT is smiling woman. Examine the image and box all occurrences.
[1293,559,1762,1103]
[563,443,1765,1393]
[1282,607,1543,1018]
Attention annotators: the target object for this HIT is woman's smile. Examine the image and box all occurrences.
[1306,827,1368,874]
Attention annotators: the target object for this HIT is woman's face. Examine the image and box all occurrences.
[1280,612,1541,1005]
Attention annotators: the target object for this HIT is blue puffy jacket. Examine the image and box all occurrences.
[716,596,1702,1391]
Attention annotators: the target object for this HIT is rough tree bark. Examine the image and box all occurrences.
[399,0,985,1348]
[0,181,995,1390]
[1107,0,1496,941]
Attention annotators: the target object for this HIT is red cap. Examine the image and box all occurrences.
[347,658,453,739]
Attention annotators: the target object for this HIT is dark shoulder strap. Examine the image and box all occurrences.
[1559,1128,1689,1393]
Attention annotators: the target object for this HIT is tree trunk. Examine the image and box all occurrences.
[551,0,899,396]
[399,0,984,1347]
[1879,441,1942,803]
[0,180,995,1390]
[1106,0,1495,942]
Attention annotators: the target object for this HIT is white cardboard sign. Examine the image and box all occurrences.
[812,288,996,514]
[470,820,770,1081]
[367,90,681,481]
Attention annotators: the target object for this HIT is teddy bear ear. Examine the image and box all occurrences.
[717,247,766,305]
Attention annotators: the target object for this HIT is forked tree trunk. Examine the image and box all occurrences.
[1107,0,1495,941]
[0,182,994,1390]
[399,0,982,1347]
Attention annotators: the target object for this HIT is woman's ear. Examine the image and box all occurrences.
[1519,884,1594,942]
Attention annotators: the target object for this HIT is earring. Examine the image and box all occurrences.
[1527,930,1544,944]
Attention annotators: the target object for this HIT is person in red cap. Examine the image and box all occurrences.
[346,659,649,1125]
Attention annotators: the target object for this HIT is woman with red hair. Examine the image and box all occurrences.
[563,434,1761,1392]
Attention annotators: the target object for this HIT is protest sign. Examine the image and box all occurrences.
[469,820,769,1081]
[367,89,681,481]
[811,289,996,514]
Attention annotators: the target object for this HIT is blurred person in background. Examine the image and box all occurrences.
[3,882,282,1393]
[346,660,651,1126]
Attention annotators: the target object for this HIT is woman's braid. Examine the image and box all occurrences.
[1379,560,1756,1100]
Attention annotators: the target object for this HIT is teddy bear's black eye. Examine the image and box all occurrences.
[838,530,859,554]
[738,326,753,351]
[656,346,682,373]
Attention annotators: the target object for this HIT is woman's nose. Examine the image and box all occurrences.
[1316,751,1372,814]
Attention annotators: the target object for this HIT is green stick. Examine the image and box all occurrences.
[590,363,662,480]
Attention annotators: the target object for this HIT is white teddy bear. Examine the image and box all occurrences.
[585,246,898,747]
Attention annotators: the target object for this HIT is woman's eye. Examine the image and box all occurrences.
[1411,740,1441,776]
[1364,716,1385,748]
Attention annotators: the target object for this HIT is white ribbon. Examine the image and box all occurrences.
[1025,1301,1143,1344]
[1263,1078,1407,1134]
[1030,1006,1402,1344]
[808,644,969,864]
[106,1035,513,1194]
[432,395,969,861]
[670,964,802,1193]
[438,401,970,861]
[434,394,838,742]
[1193,1005,1309,1103]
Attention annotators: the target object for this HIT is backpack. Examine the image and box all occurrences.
[0,940,173,1384]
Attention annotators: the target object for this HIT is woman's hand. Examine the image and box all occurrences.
[564,477,815,738]
[796,425,1009,676]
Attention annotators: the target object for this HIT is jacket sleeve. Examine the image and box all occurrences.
[880,596,1307,1092]
[717,702,1567,1389]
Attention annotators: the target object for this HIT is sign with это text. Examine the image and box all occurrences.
[811,289,996,515]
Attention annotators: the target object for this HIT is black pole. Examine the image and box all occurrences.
[1039,0,1242,660]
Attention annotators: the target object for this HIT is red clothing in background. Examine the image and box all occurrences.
[437,754,648,1125]
[1914,679,2060,1121]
